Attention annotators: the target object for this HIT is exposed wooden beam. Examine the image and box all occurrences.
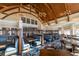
[29,4,32,14]
[44,4,57,24]
[47,4,58,24]
[39,4,51,24]
[0,4,9,8]
[1,12,8,15]
[43,4,51,25]
[17,29,22,55]
[19,4,43,24]
[0,6,18,13]
[31,4,44,23]
[33,4,50,24]
[1,11,42,22]
[64,4,71,22]
[3,7,18,13]
[1,11,44,25]
[21,6,37,14]
[18,4,21,13]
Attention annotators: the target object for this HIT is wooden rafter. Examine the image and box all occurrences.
[18,4,21,13]
[30,4,44,23]
[23,4,44,24]
[39,4,51,24]
[43,4,51,25]
[44,4,58,24]
[64,3,71,22]
[1,11,41,21]
[1,11,43,24]
[21,6,37,14]
[47,4,58,24]
[0,4,43,24]
[0,3,76,24]
[1,6,18,13]
[1,12,8,15]
[29,4,31,14]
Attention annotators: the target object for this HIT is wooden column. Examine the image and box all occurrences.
[17,15,23,56]
[61,27,64,34]
[70,24,75,35]
[17,29,22,55]
[60,27,66,49]
[40,34,44,46]
[72,24,76,35]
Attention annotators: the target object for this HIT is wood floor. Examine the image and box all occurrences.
[40,49,72,56]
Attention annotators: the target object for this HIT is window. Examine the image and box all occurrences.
[35,20,37,25]
[21,17,26,23]
[2,28,6,35]
[31,19,34,24]
[27,18,30,24]
[2,28,10,35]
[11,28,17,35]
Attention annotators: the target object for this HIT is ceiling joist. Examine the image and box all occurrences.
[64,4,71,22]
[0,3,78,24]
[1,11,41,22]
[48,4,58,24]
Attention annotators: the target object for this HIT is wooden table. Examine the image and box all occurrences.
[40,49,72,56]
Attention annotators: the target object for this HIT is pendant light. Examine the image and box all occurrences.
[64,4,71,22]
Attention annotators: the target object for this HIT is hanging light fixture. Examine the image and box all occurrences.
[64,4,71,22]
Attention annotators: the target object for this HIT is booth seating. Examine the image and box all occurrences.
[5,43,30,56]
[29,34,42,56]
[51,33,61,49]
[5,36,30,56]
[43,33,62,49]
[0,35,11,56]
[0,35,8,45]
[33,34,41,46]
[51,40,61,49]
[44,34,52,43]
[5,47,17,56]
[30,46,40,56]
[0,45,6,56]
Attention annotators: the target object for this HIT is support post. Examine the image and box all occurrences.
[17,17,24,56]
[41,34,44,46]
[17,29,22,55]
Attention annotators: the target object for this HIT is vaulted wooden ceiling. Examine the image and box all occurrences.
[0,3,79,24]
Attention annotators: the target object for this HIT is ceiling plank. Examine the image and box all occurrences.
[31,4,44,23]
[48,4,58,24]
[2,7,18,13]
[32,4,50,23]
[0,6,19,13]
[44,4,53,25]
[1,11,44,25]
[64,3,71,22]
[21,6,37,14]
[1,12,8,15]
[1,11,42,23]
